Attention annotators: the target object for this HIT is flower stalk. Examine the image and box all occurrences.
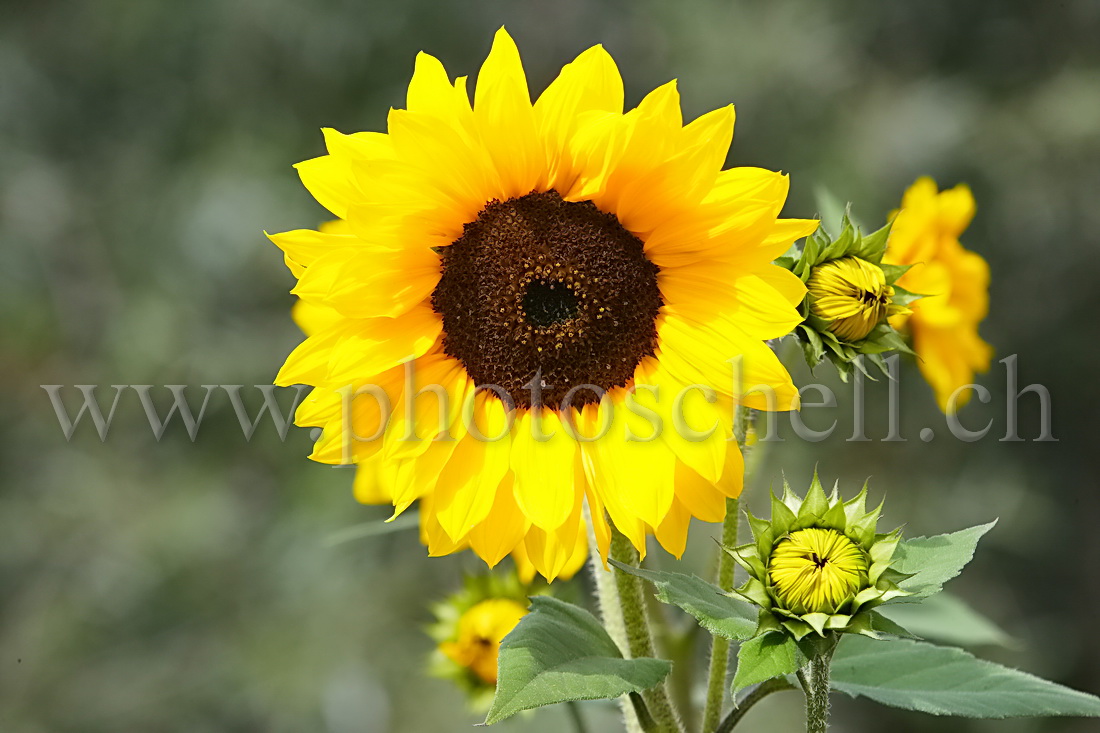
[610,529,684,733]
[701,406,753,731]
[701,498,740,732]
[798,646,836,733]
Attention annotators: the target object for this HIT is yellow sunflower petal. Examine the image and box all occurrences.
[633,357,728,482]
[535,44,624,187]
[474,28,545,198]
[672,460,728,523]
[519,489,585,582]
[467,473,529,568]
[324,304,442,386]
[656,313,800,411]
[432,399,512,542]
[653,497,692,559]
[291,245,439,319]
[581,392,677,534]
[294,154,361,219]
[510,409,579,531]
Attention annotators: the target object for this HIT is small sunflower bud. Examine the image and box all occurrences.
[428,573,533,708]
[725,473,909,641]
[779,210,923,381]
[768,527,868,615]
[807,257,909,342]
[440,599,527,685]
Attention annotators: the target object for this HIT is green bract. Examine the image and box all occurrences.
[778,211,921,380]
[726,474,909,642]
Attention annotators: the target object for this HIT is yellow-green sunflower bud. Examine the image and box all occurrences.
[779,209,922,381]
[807,256,910,342]
[768,527,868,615]
[439,598,527,685]
[725,473,909,642]
[428,571,535,709]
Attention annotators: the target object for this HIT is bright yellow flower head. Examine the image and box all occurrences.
[807,256,910,342]
[439,598,527,686]
[768,528,868,615]
[271,29,817,580]
[886,178,992,412]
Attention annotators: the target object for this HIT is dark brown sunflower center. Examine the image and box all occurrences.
[431,190,662,410]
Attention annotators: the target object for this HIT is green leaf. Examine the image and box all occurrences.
[877,592,1014,648]
[831,636,1100,718]
[892,521,997,600]
[485,596,671,724]
[866,610,918,639]
[732,632,802,693]
[608,561,757,641]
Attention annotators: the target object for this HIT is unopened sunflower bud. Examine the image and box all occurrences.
[807,257,910,342]
[725,474,909,642]
[779,210,922,381]
[428,572,532,709]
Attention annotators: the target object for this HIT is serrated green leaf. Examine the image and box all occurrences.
[732,632,802,693]
[831,636,1100,718]
[608,561,757,640]
[485,597,671,724]
[892,521,997,601]
[877,592,1013,648]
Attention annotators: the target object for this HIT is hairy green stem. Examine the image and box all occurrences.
[797,649,834,733]
[701,405,754,731]
[585,505,641,733]
[700,497,740,732]
[610,529,683,733]
[715,677,797,733]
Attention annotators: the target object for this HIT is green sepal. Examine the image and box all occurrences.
[746,511,775,560]
[879,262,913,285]
[821,499,849,532]
[802,612,831,636]
[732,577,773,610]
[725,543,767,580]
[769,489,798,536]
[798,471,830,522]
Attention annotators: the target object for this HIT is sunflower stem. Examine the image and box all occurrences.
[715,677,797,733]
[609,528,683,733]
[701,406,753,731]
[700,497,740,732]
[797,647,835,733]
[585,505,642,733]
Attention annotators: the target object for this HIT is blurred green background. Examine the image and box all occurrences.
[3,1,1098,731]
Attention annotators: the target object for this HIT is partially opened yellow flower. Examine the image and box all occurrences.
[886,178,992,412]
[439,598,527,686]
[272,29,816,580]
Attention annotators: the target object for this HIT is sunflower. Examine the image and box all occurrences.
[885,178,992,412]
[271,29,816,580]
